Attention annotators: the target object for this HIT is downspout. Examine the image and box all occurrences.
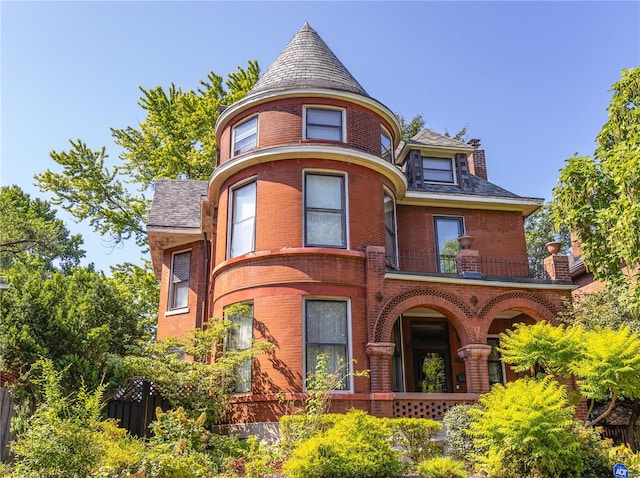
[198,233,209,330]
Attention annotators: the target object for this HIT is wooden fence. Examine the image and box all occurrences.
[0,387,14,463]
[601,424,640,451]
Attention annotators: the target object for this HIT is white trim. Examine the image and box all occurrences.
[303,105,347,143]
[401,190,544,216]
[208,144,407,207]
[385,271,577,290]
[302,169,349,249]
[231,115,259,158]
[165,307,189,317]
[147,226,202,235]
[302,296,353,393]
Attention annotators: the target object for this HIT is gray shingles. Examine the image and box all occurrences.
[247,23,369,98]
[408,129,475,150]
[148,179,208,229]
[414,175,521,198]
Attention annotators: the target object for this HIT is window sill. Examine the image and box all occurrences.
[165,307,189,317]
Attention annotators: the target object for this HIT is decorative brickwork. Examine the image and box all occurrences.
[478,290,559,322]
[393,396,477,419]
[458,344,492,394]
[456,249,481,276]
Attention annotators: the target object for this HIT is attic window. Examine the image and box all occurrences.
[305,107,344,142]
[423,157,455,184]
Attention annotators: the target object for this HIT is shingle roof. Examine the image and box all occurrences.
[147,179,208,229]
[415,175,521,198]
[402,128,475,151]
[247,23,369,98]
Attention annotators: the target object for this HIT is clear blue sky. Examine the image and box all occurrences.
[2,1,639,272]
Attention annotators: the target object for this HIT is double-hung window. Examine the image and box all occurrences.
[228,180,256,258]
[233,117,258,156]
[434,216,464,273]
[384,190,398,266]
[169,251,191,310]
[381,127,393,162]
[423,157,455,183]
[304,172,346,248]
[225,303,253,393]
[304,299,350,390]
[305,107,344,142]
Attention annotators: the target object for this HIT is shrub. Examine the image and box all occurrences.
[443,404,478,464]
[282,409,401,478]
[388,417,442,464]
[417,456,467,478]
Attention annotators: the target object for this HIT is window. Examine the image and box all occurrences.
[233,116,258,156]
[487,337,505,385]
[381,127,393,162]
[384,190,398,266]
[423,157,455,183]
[305,107,344,141]
[305,299,350,390]
[434,216,464,273]
[304,172,346,247]
[169,251,191,310]
[225,303,254,393]
[228,180,256,258]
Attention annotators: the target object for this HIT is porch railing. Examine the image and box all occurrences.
[393,393,478,420]
[388,253,548,281]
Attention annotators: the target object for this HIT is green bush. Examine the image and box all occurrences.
[388,417,442,464]
[443,404,478,464]
[417,456,467,478]
[282,409,401,478]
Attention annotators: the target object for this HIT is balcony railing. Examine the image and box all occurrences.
[387,253,548,281]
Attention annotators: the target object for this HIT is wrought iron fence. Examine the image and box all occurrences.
[388,253,548,281]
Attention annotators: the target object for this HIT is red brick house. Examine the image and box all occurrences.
[147,23,574,435]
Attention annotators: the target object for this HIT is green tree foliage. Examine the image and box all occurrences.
[553,68,640,305]
[442,404,478,464]
[388,417,442,465]
[0,263,143,423]
[524,202,571,263]
[470,376,583,478]
[397,112,425,140]
[0,185,84,271]
[416,456,467,478]
[282,409,401,478]
[500,321,640,426]
[36,62,260,248]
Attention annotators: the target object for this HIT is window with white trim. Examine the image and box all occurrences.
[304,172,346,247]
[434,216,464,273]
[423,157,455,183]
[169,251,190,310]
[232,116,258,156]
[305,107,344,141]
[384,190,398,266]
[228,180,256,258]
[381,127,393,162]
[225,303,254,393]
[304,299,350,390]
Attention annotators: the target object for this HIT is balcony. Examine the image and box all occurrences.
[387,253,551,283]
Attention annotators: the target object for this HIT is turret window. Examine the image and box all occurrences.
[304,172,346,248]
[228,180,256,258]
[225,303,254,393]
[233,116,258,156]
[305,107,344,142]
[381,127,393,162]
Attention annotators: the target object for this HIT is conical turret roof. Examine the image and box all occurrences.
[247,23,369,98]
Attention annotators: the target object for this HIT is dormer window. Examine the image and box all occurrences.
[305,107,344,142]
[381,127,393,162]
[233,116,258,156]
[423,157,455,184]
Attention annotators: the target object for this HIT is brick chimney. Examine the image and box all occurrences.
[467,138,488,181]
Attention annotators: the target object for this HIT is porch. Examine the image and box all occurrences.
[392,392,477,420]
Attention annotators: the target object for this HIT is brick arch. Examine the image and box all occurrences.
[478,290,559,335]
[373,288,474,344]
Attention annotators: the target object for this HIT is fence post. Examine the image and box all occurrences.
[0,387,14,463]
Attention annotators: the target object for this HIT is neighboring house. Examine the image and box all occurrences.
[147,23,574,435]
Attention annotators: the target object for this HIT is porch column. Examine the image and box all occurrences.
[366,342,395,418]
[457,344,492,394]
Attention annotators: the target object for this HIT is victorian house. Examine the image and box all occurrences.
[147,23,574,436]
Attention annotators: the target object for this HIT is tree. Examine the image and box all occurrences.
[553,68,640,305]
[0,185,84,271]
[36,62,261,248]
[397,112,426,140]
[524,202,571,264]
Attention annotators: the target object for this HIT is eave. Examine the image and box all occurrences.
[400,190,544,216]
[147,226,203,278]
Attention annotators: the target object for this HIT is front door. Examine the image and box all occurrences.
[409,321,452,393]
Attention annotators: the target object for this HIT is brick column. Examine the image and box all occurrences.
[544,255,571,282]
[366,246,386,340]
[366,342,395,418]
[457,344,492,394]
[456,249,482,279]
